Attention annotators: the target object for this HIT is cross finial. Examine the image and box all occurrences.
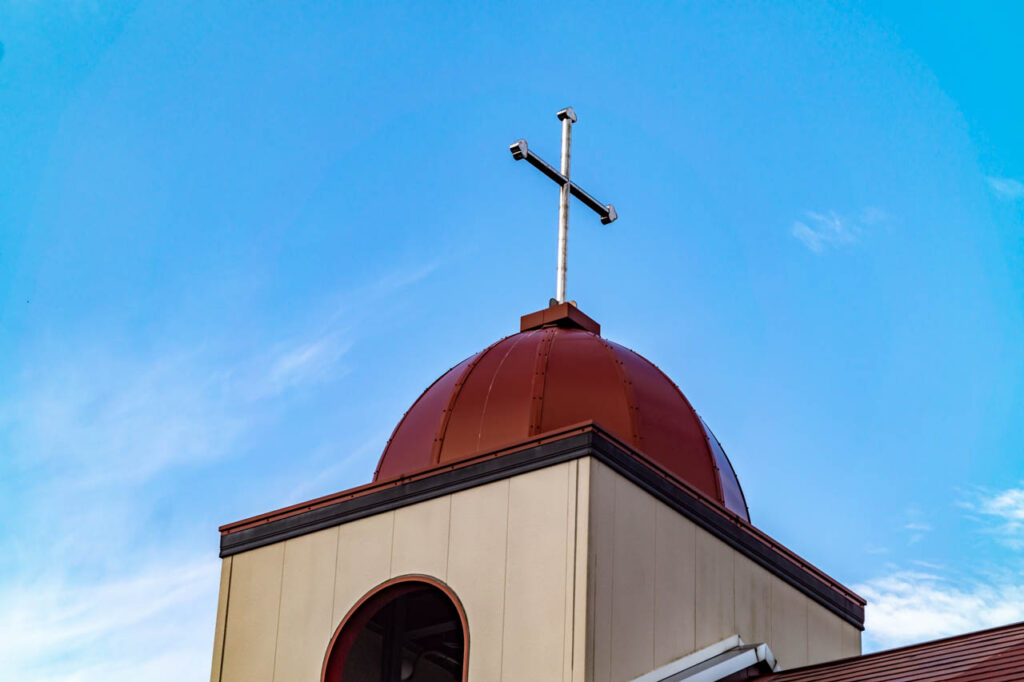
[510,107,617,305]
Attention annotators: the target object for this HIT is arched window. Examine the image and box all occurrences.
[322,577,468,682]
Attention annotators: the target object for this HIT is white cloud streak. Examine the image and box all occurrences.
[986,176,1024,200]
[3,352,248,486]
[0,263,440,681]
[1,331,353,492]
[261,334,352,399]
[961,486,1024,550]
[857,570,1024,651]
[902,520,931,546]
[790,210,872,252]
[0,339,333,679]
[858,489,1024,652]
[0,558,219,682]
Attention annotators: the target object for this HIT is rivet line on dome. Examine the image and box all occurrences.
[528,328,555,436]
[599,337,643,451]
[428,340,502,466]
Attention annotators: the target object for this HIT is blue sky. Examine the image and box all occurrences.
[1,1,1022,679]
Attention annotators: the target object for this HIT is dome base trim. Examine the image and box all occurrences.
[218,422,865,631]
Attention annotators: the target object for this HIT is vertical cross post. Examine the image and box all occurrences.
[509,107,617,306]
[556,107,576,304]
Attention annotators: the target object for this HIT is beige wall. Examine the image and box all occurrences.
[584,460,860,680]
[210,457,860,682]
[212,460,590,682]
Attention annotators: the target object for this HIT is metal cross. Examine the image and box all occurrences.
[510,107,617,305]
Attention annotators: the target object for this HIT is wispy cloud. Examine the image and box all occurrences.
[986,176,1024,201]
[0,263,439,681]
[910,559,945,571]
[2,351,250,487]
[241,333,353,401]
[857,570,1024,651]
[903,520,932,545]
[961,486,1024,550]
[790,208,885,252]
[270,336,348,388]
[0,341,336,675]
[858,491,1024,651]
[0,558,218,682]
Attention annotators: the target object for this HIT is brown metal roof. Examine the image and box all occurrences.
[374,304,750,519]
[759,620,1024,681]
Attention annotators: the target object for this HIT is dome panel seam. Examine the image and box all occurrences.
[428,335,510,467]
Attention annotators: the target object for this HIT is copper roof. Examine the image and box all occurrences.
[758,620,1024,681]
[374,303,749,519]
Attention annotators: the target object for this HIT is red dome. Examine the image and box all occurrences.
[375,305,749,520]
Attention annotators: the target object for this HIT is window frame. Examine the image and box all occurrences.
[321,574,470,682]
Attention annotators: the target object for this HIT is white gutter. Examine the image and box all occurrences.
[630,635,781,682]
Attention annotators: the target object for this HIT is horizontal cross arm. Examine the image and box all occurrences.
[569,182,618,225]
[510,139,565,185]
[509,139,617,225]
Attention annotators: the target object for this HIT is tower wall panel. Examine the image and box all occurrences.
[214,461,588,682]
[585,459,859,678]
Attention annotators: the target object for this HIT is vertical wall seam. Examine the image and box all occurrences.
[770,576,775,665]
[586,466,596,681]
[652,504,658,667]
[573,460,590,682]
[732,546,737,643]
[387,510,396,577]
[570,462,580,676]
[731,548,737,645]
[564,461,577,679]
[329,526,341,628]
[498,478,512,681]
[444,494,453,580]
[214,556,233,682]
[692,523,697,655]
[608,473,618,682]
[270,545,287,682]
[805,595,810,665]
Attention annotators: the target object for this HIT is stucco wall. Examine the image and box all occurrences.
[584,459,860,680]
[210,460,589,682]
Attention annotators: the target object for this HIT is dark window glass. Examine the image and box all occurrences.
[327,582,465,682]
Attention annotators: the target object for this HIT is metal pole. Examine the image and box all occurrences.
[556,107,576,303]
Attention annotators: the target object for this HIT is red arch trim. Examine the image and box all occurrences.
[320,575,470,682]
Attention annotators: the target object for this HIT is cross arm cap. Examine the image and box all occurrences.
[509,139,529,160]
[557,107,577,123]
[601,204,617,225]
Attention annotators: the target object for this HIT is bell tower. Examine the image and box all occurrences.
[209,305,863,682]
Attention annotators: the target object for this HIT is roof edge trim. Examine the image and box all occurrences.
[218,424,865,629]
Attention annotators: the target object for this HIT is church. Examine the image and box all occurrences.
[206,110,1024,681]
